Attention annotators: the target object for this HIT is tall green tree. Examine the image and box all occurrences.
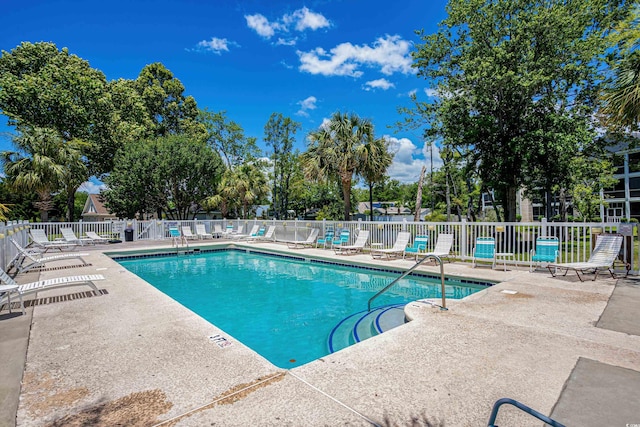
[264,113,301,219]
[0,42,117,175]
[1,127,68,221]
[409,0,631,221]
[358,136,394,221]
[103,135,224,219]
[135,63,204,138]
[200,109,261,169]
[302,111,374,220]
[601,4,639,131]
[210,163,270,219]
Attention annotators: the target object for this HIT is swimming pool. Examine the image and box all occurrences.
[116,249,489,368]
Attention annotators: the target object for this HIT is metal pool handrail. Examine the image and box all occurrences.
[367,255,446,312]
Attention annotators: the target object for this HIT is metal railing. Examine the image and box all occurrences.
[368,255,446,312]
[487,398,565,427]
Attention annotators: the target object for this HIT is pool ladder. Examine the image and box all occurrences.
[367,255,447,312]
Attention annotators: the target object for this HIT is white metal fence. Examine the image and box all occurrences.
[1,218,636,275]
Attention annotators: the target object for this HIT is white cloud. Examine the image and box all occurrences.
[424,88,439,98]
[408,89,417,97]
[296,96,318,117]
[363,78,395,91]
[194,37,237,55]
[79,180,106,194]
[287,7,330,31]
[297,35,414,78]
[246,8,330,42]
[245,14,280,38]
[383,135,443,184]
[276,38,297,46]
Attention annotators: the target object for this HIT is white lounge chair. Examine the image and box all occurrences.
[335,230,370,255]
[371,231,411,259]
[232,225,259,240]
[29,229,77,252]
[248,225,276,242]
[212,223,224,238]
[0,270,105,315]
[85,231,110,244]
[61,227,95,246]
[548,234,623,281]
[420,233,454,262]
[9,238,90,273]
[195,224,213,239]
[284,228,320,248]
[181,226,198,240]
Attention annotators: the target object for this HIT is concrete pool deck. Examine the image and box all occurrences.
[1,239,639,426]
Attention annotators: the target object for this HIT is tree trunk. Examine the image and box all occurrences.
[503,186,518,222]
[445,173,451,222]
[368,181,374,222]
[341,175,352,221]
[66,186,79,222]
[414,166,426,222]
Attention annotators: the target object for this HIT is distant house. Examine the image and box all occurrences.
[81,194,117,222]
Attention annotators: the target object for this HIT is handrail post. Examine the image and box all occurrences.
[368,255,447,311]
[487,398,565,427]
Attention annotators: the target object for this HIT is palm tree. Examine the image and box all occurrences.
[1,127,67,221]
[214,163,269,219]
[58,139,90,221]
[301,112,374,220]
[358,135,393,221]
[601,51,640,130]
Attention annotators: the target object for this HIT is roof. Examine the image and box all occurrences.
[82,194,115,218]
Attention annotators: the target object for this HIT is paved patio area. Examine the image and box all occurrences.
[1,239,639,426]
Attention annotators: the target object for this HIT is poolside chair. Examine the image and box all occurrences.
[316,229,334,249]
[85,231,110,244]
[60,227,95,246]
[181,226,198,240]
[9,238,90,273]
[285,228,320,249]
[421,233,454,262]
[247,225,276,242]
[548,234,623,281]
[220,224,235,238]
[0,270,104,315]
[335,230,370,255]
[195,224,213,239]
[212,223,224,238]
[371,231,411,259]
[472,237,495,268]
[403,235,429,260]
[529,236,559,272]
[332,229,350,249]
[232,224,259,240]
[29,229,78,252]
[169,227,187,247]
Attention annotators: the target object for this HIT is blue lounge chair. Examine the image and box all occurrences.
[316,229,334,249]
[332,229,350,248]
[529,236,559,272]
[403,235,429,260]
[472,237,495,268]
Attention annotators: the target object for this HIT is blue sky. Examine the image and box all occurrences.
[1,0,447,192]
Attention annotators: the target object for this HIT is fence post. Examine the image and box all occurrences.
[541,217,548,237]
[461,218,468,259]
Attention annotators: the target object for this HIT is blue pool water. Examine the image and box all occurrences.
[117,250,487,368]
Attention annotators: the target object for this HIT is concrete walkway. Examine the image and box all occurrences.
[1,240,639,426]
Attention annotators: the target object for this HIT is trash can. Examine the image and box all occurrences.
[124,229,134,242]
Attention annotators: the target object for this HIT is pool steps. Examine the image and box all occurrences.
[328,303,406,354]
